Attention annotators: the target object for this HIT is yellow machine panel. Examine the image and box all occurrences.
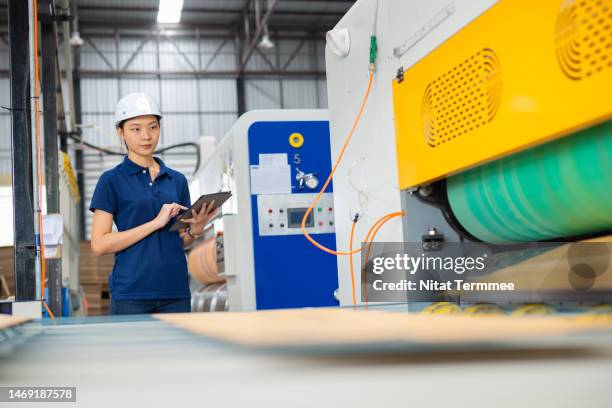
[392,0,612,189]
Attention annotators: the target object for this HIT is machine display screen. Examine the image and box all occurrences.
[287,208,313,228]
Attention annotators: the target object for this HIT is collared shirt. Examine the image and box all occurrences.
[89,156,191,301]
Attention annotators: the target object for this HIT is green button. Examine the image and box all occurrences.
[317,208,322,212]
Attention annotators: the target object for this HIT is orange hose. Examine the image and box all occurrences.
[300,71,374,255]
[363,212,404,245]
[300,70,403,259]
[348,211,405,306]
[362,211,405,305]
[295,51,403,309]
[364,212,404,264]
[353,211,402,307]
[43,302,55,320]
[32,0,55,320]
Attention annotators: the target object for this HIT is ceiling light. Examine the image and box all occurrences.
[157,0,184,24]
[69,31,84,47]
[259,25,275,49]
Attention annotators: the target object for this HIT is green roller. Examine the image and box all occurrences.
[447,120,612,243]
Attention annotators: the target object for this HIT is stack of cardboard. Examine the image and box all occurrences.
[79,242,113,315]
[0,246,15,299]
[1,243,112,315]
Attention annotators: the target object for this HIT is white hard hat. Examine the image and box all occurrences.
[114,92,162,127]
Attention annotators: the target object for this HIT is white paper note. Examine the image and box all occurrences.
[259,153,288,167]
[42,214,63,245]
[250,164,291,194]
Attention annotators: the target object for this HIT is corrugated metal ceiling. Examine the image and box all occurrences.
[69,0,354,31]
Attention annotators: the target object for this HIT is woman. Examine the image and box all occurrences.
[89,92,217,315]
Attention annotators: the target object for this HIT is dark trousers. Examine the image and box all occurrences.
[110,298,191,315]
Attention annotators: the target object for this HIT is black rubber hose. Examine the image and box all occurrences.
[64,132,201,175]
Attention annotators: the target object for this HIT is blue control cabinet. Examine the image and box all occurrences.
[248,121,339,309]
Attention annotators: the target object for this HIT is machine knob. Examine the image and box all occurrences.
[305,175,319,189]
[295,167,319,190]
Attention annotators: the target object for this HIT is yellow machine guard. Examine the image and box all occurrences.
[392,0,612,189]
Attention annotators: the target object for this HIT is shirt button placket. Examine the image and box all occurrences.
[143,169,153,192]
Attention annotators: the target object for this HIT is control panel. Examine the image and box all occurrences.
[247,118,338,309]
[257,193,335,236]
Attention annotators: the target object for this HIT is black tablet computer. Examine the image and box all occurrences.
[169,191,232,231]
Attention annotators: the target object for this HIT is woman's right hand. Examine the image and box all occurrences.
[153,203,188,230]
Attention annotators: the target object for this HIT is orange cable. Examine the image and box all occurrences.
[295,54,404,309]
[355,211,402,307]
[362,212,402,245]
[32,0,55,320]
[349,211,405,306]
[364,212,405,264]
[300,71,374,255]
[43,302,55,320]
[362,211,405,305]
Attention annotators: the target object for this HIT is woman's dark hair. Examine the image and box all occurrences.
[116,115,162,129]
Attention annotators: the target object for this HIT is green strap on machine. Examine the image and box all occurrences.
[447,120,612,243]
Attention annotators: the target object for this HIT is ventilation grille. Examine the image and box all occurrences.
[555,0,612,80]
[422,48,502,147]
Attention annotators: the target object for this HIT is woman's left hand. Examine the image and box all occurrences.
[181,200,219,236]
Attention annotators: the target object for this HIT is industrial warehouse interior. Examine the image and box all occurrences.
[1,0,612,406]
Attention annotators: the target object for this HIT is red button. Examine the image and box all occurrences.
[268,209,272,213]
[328,207,333,212]
[318,221,323,226]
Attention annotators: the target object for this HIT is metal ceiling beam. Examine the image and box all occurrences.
[163,33,198,72]
[282,36,308,71]
[0,69,326,79]
[0,21,335,35]
[254,47,277,71]
[239,0,279,73]
[83,36,115,70]
[81,28,236,38]
[120,34,152,72]
[71,5,346,18]
[78,69,324,78]
[202,37,231,71]
[80,28,324,39]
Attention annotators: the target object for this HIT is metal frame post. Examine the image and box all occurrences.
[8,0,37,301]
[41,0,62,316]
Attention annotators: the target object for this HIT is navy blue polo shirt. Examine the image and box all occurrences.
[89,156,191,301]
